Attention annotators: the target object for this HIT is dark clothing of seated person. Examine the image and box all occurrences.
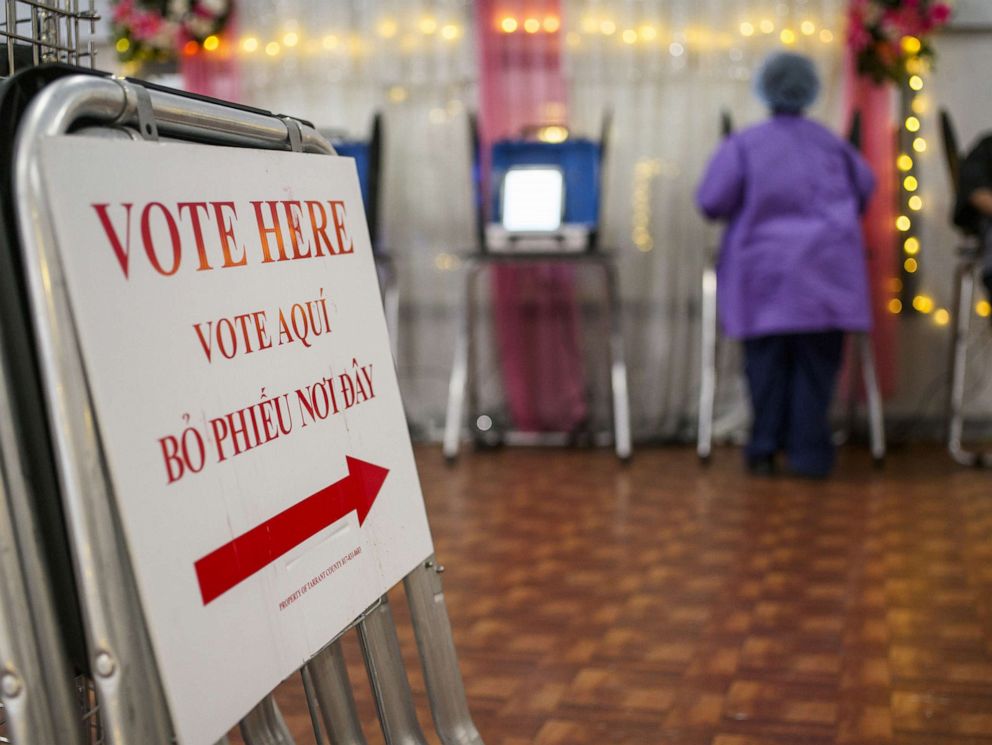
[953,135,992,298]
[696,52,875,479]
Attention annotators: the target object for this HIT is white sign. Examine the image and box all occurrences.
[38,137,434,745]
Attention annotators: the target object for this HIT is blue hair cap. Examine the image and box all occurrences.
[756,52,820,114]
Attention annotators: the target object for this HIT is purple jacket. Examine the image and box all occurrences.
[696,115,875,339]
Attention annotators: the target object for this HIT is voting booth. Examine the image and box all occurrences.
[939,109,992,467]
[443,118,632,461]
[0,36,482,745]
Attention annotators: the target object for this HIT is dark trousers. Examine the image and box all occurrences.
[743,331,845,477]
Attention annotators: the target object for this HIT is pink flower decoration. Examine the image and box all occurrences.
[131,10,164,41]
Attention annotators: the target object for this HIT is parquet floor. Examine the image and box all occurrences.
[232,445,992,745]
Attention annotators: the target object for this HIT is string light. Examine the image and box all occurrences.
[801,20,816,35]
[523,17,540,33]
[913,137,927,153]
[934,308,950,326]
[739,22,755,36]
[418,16,438,34]
[977,301,992,318]
[265,41,280,56]
[896,215,912,232]
[600,19,616,35]
[912,295,935,314]
[203,34,220,51]
[909,74,923,90]
[759,19,775,33]
[888,298,903,314]
[622,29,637,44]
[905,116,920,132]
[282,31,298,47]
[639,25,657,41]
[500,16,517,33]
[902,35,922,54]
[819,29,834,43]
[241,36,258,52]
[904,237,920,255]
[543,16,561,33]
[897,154,914,171]
[904,176,918,191]
[377,18,398,38]
[908,195,923,211]
[780,28,796,45]
[904,257,918,273]
[441,24,460,40]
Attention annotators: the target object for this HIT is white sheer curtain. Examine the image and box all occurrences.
[563,0,847,440]
[233,0,478,434]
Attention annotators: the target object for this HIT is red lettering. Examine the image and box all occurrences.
[141,202,182,276]
[92,203,134,278]
[177,202,213,271]
[251,201,287,263]
[328,200,354,254]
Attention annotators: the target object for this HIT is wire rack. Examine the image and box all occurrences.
[1,0,99,76]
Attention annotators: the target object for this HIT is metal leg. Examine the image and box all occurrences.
[858,334,886,464]
[404,559,483,745]
[358,598,429,745]
[308,640,369,745]
[443,262,476,462]
[697,267,718,462]
[240,695,294,745]
[946,261,992,466]
[301,665,326,745]
[602,260,632,461]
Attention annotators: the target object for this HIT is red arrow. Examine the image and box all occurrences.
[194,456,389,605]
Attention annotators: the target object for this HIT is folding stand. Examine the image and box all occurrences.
[3,67,483,745]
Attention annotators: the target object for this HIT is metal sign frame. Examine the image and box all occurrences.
[9,69,482,744]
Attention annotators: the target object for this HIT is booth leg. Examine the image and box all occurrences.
[697,267,718,463]
[946,263,990,466]
[858,334,886,465]
[603,261,632,461]
[404,559,484,745]
[443,264,475,463]
[308,640,369,745]
[358,599,430,745]
[240,695,294,745]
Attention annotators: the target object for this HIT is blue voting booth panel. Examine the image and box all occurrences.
[490,139,601,228]
[333,141,372,209]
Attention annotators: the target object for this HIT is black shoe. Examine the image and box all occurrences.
[747,456,776,476]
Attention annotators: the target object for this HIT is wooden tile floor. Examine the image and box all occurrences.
[231,445,992,745]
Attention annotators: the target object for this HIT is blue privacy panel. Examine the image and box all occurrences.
[333,141,371,208]
[490,139,601,227]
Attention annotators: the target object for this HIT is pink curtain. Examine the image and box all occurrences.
[476,0,588,432]
[180,33,241,102]
[845,41,898,396]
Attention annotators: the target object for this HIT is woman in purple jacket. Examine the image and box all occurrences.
[696,52,875,478]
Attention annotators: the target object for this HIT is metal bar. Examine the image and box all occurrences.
[13,74,335,744]
[358,598,429,745]
[0,337,84,744]
[404,559,483,745]
[443,261,474,462]
[946,259,991,466]
[308,640,369,745]
[858,334,886,463]
[697,266,718,461]
[300,666,326,745]
[240,696,294,745]
[603,259,632,460]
